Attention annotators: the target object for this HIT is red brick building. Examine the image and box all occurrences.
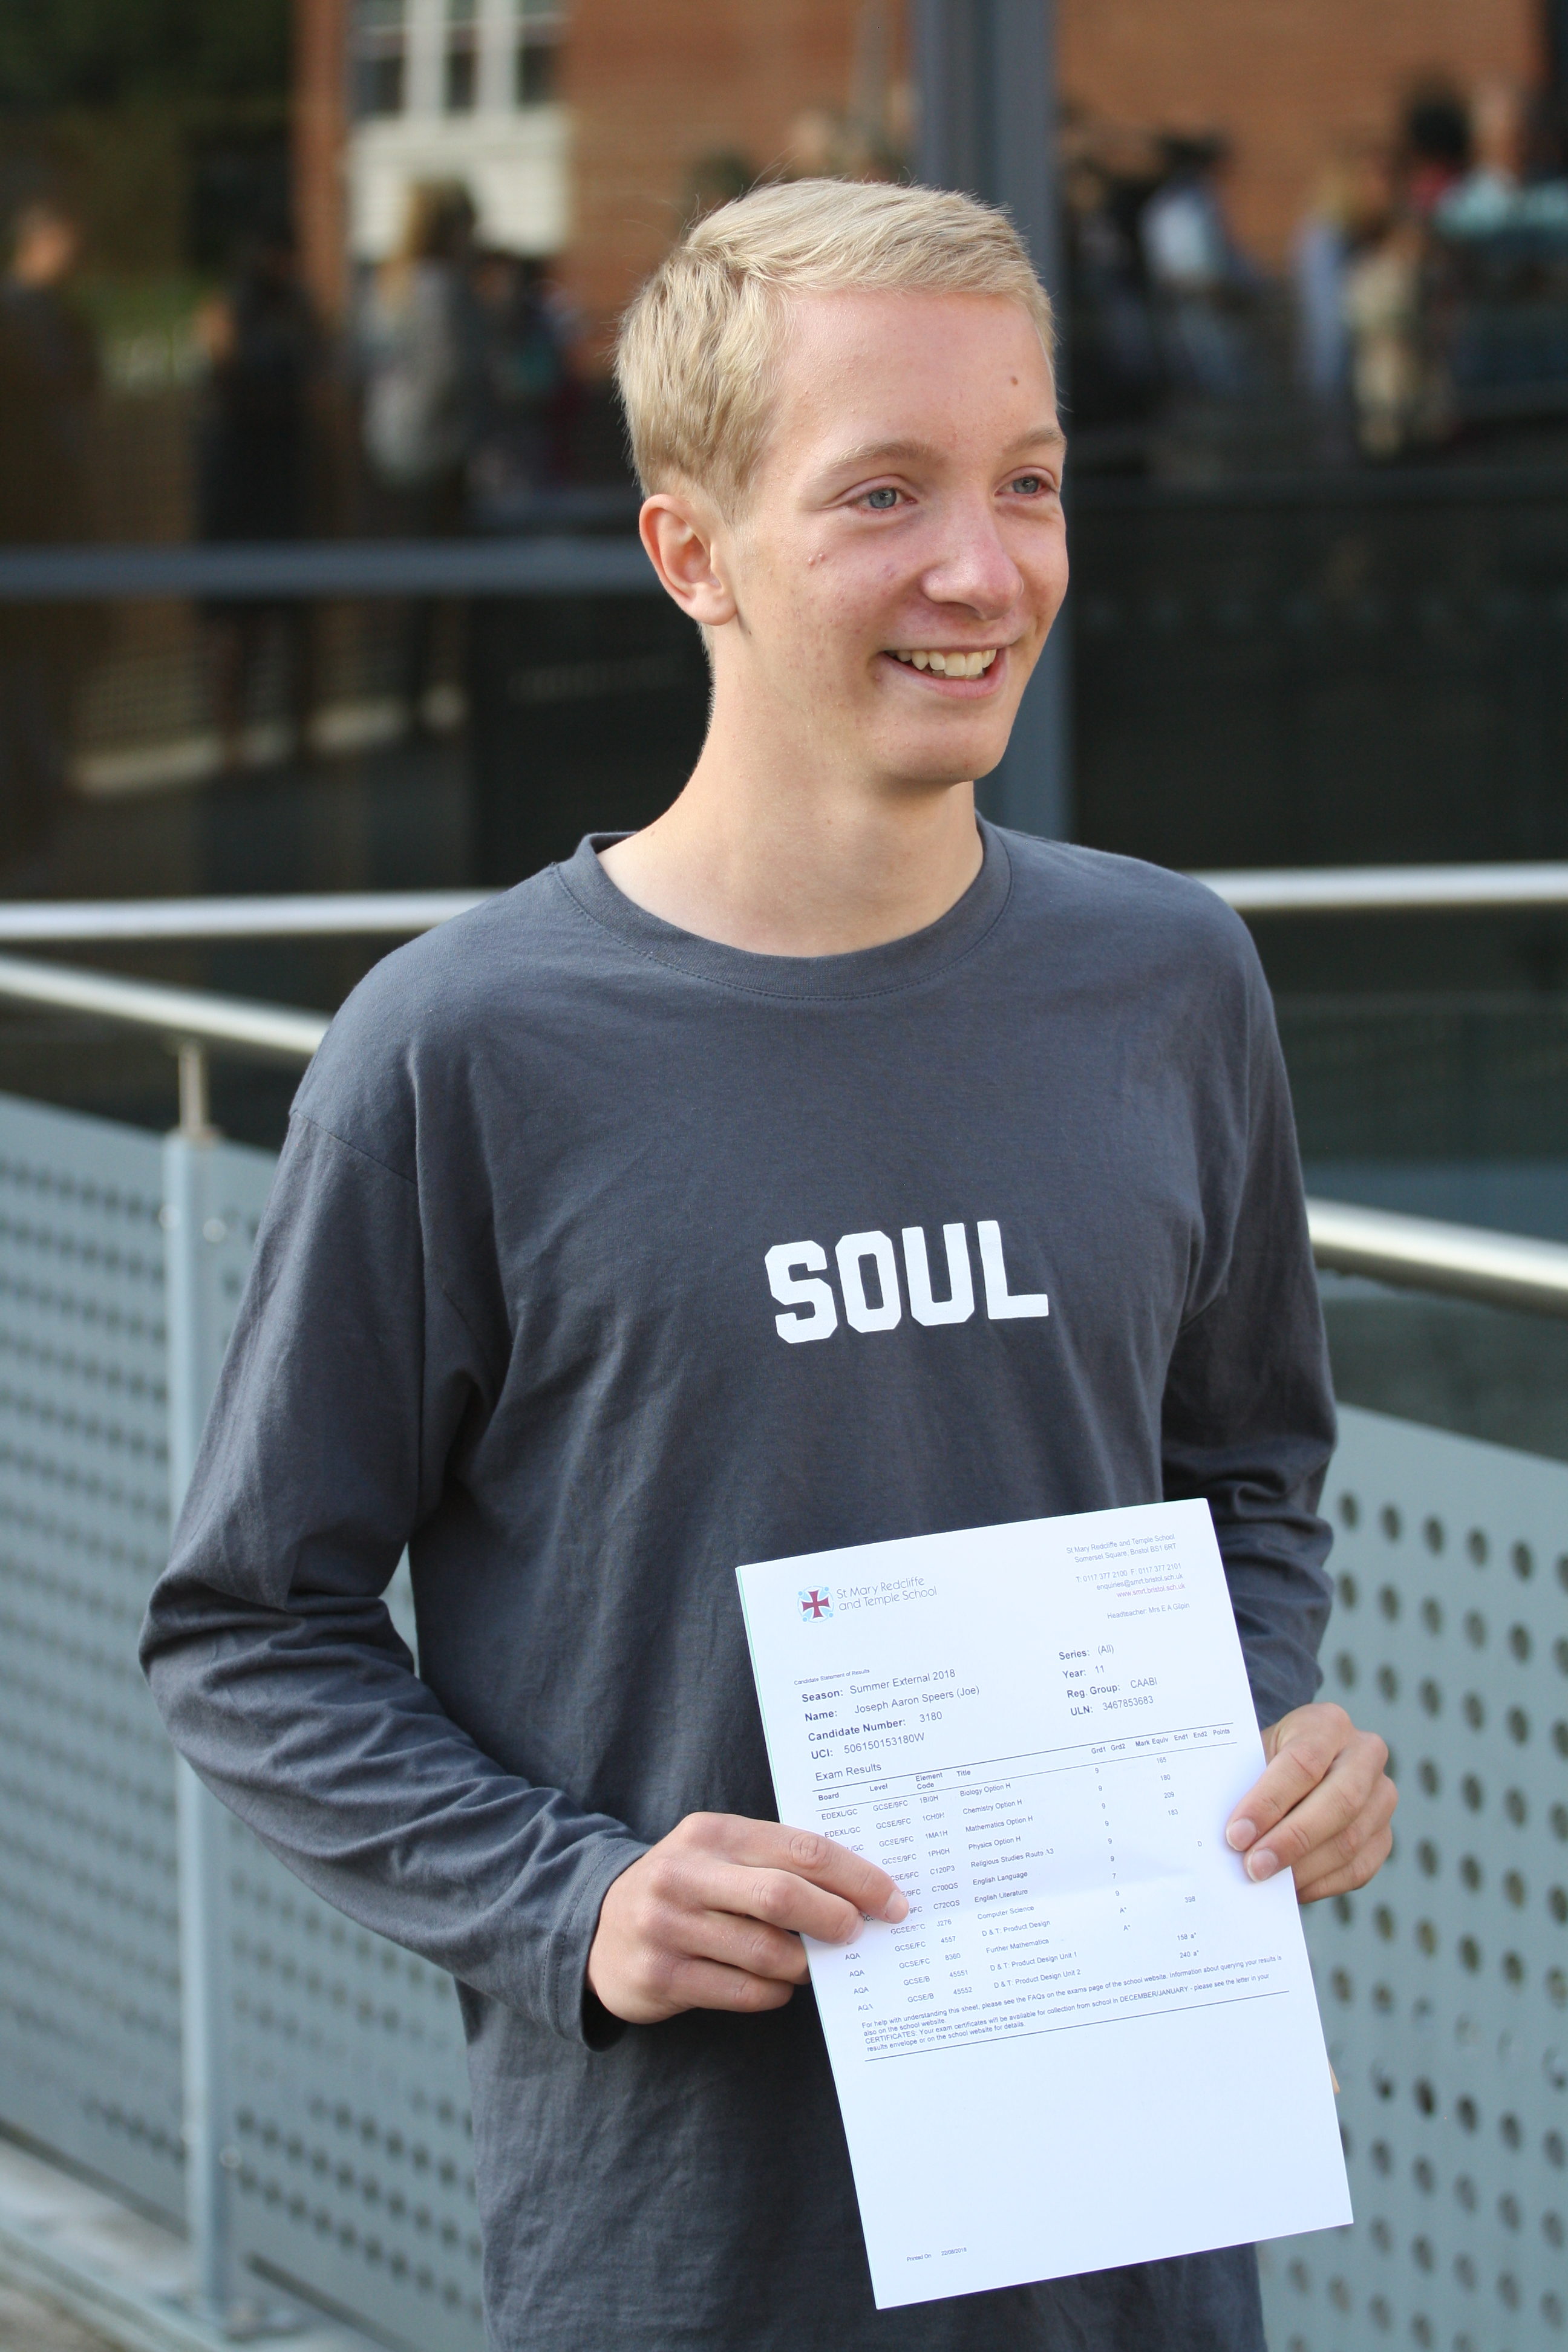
[295,0,1543,355]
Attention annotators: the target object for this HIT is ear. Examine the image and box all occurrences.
[639,492,737,629]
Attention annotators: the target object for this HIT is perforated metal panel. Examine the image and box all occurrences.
[1259,1403,1568,2352]
[0,1092,485,2352]
[0,1093,183,2214]
[225,1829,485,2351]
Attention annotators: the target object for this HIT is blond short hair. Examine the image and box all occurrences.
[615,178,1054,512]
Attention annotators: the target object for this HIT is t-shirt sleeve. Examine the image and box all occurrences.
[139,1109,645,2048]
[1160,946,1337,1729]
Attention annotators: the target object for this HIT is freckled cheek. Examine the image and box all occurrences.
[770,550,906,664]
[1027,538,1070,621]
[766,589,864,677]
[806,577,886,639]
[825,556,911,638]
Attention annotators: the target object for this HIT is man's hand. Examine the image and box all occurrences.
[587,1811,909,2025]
[1226,1702,1396,1901]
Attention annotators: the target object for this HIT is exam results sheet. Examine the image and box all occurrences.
[737,1500,1350,2309]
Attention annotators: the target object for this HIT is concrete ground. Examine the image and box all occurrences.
[0,2134,381,2352]
[0,2276,123,2351]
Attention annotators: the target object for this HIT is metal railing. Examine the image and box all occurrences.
[0,892,489,946]
[1197,861,1568,916]
[0,952,327,1065]
[1305,1197,1568,1317]
[0,859,1565,954]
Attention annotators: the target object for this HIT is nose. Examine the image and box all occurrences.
[918,495,1025,621]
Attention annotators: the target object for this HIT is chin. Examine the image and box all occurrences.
[886,719,1015,789]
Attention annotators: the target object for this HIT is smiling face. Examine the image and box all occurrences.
[701,289,1068,796]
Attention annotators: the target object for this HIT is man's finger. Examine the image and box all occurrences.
[661,1845,872,1946]
[1228,1718,1385,1854]
[685,1904,815,1984]
[662,1955,799,2014]
[1236,1764,1369,1882]
[717,1818,909,1922]
[1296,1824,1395,1906]
[1292,1782,1399,1898]
[1244,1748,1396,1885]
[1225,1707,1357,1851]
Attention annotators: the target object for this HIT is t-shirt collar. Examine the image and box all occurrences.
[551,817,1014,1003]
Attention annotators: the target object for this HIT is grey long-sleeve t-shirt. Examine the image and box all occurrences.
[141,822,1335,2352]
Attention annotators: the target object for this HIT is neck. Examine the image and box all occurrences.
[598,680,984,956]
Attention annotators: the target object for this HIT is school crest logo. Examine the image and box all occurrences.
[799,1587,832,1621]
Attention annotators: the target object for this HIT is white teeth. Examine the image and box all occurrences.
[890,647,1000,675]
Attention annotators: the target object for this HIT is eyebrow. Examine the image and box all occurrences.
[824,425,1068,475]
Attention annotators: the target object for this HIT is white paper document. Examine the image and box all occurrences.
[737,1500,1351,2309]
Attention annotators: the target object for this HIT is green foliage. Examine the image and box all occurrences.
[0,0,290,112]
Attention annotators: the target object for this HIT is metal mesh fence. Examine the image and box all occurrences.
[0,1096,182,2215]
[1259,1406,1568,2352]
[0,1092,484,2351]
[225,1828,485,2348]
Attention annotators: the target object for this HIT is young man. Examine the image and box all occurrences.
[143,180,1394,2351]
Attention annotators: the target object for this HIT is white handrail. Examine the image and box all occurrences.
[3,863,1568,944]
[1307,1198,1568,1318]
[1197,861,1568,914]
[0,952,328,1063]
[0,892,492,944]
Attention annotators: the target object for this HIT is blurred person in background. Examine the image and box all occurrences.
[1436,80,1529,232]
[783,107,861,181]
[1293,143,1374,404]
[1425,80,1568,428]
[1435,79,1568,233]
[781,105,903,186]
[1293,137,1416,463]
[194,228,323,774]
[1402,84,1472,219]
[1063,142,1163,430]
[468,252,575,518]
[361,180,482,732]
[1139,134,1261,398]
[1338,145,1433,461]
[685,152,757,224]
[0,195,99,874]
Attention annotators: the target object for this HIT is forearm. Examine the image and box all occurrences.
[142,1576,646,2043]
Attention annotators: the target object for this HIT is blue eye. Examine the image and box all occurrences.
[864,486,900,510]
[1010,474,1046,495]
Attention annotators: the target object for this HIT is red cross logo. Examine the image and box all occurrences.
[800,1587,832,1619]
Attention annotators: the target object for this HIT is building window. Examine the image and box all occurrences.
[353,0,407,118]
[516,0,563,109]
[445,0,478,111]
